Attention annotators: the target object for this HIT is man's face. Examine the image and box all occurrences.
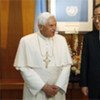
[93,7,100,30]
[39,16,57,38]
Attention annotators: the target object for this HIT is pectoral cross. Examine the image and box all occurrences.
[43,52,51,68]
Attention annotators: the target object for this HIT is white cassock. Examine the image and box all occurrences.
[14,32,73,100]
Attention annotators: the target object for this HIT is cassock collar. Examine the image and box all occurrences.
[37,31,54,41]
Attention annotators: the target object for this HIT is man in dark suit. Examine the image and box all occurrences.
[80,4,100,99]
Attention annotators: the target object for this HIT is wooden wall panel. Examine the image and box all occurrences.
[0,0,1,80]
[1,89,23,100]
[0,0,35,80]
[0,0,35,99]
[22,0,35,35]
[0,0,9,49]
[0,0,22,80]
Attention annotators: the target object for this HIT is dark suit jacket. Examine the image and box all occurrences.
[80,30,100,89]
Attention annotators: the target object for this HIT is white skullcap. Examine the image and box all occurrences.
[38,12,55,25]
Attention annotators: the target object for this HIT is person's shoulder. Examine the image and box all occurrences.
[55,33,66,40]
[85,30,96,37]
[19,33,37,44]
[21,33,37,41]
[85,31,92,35]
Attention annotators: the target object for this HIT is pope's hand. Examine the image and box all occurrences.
[42,84,59,98]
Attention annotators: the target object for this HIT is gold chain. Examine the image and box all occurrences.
[37,35,54,68]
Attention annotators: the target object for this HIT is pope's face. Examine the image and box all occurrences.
[93,7,100,30]
[40,16,57,38]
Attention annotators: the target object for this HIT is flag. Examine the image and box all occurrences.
[34,0,47,32]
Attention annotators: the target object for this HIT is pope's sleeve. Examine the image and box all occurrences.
[55,37,73,93]
[19,67,45,96]
[55,65,71,93]
[14,38,27,68]
[14,38,45,96]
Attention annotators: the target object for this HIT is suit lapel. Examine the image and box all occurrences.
[93,31,100,47]
[92,31,100,60]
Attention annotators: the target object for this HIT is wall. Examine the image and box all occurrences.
[0,0,35,99]
[0,0,35,80]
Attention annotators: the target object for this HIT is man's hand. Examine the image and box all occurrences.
[81,87,88,96]
[42,84,59,98]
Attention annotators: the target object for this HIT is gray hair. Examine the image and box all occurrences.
[38,12,55,25]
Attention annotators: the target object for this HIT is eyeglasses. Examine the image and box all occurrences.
[92,15,100,22]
